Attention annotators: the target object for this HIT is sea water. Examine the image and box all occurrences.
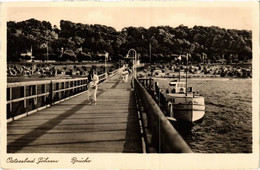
[156,78,252,153]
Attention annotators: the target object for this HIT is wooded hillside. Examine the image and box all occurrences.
[7,18,252,63]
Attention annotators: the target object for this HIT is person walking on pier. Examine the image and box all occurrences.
[87,70,93,101]
[88,69,99,105]
[122,69,129,83]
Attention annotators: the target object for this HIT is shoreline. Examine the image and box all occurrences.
[139,74,252,80]
[152,76,252,80]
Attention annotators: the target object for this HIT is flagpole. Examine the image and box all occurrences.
[46,41,48,62]
[186,53,188,96]
[149,42,152,78]
[105,52,108,78]
[178,55,181,81]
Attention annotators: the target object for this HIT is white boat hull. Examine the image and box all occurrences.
[173,105,205,122]
[167,94,205,122]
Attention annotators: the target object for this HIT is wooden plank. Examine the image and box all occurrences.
[7,124,130,134]
[7,118,138,127]
[8,140,138,153]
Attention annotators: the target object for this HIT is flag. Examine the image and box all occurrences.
[105,52,109,60]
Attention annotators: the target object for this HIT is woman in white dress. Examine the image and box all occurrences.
[88,69,99,105]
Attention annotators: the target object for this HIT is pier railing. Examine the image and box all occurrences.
[135,78,192,153]
[6,72,110,122]
[138,78,154,90]
[138,78,169,114]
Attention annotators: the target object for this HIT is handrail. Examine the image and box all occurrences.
[134,78,192,153]
[8,80,52,88]
[7,74,108,88]
[109,69,119,77]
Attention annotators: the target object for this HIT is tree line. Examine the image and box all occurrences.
[7,18,252,63]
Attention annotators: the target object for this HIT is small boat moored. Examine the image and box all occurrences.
[166,79,206,122]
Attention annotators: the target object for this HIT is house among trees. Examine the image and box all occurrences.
[20,49,34,62]
[60,49,76,61]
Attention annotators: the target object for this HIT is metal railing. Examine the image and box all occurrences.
[138,78,154,91]
[134,78,192,153]
[138,78,169,114]
[109,69,120,77]
[6,72,110,122]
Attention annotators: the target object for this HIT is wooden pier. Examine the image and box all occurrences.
[7,73,143,153]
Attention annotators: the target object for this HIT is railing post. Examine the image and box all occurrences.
[50,81,53,105]
[71,81,73,95]
[63,82,65,98]
[77,80,81,92]
[149,77,152,90]
[57,82,60,100]
[35,84,37,110]
[77,80,78,92]
[23,86,26,114]
[68,81,71,96]
[44,84,46,103]
[75,80,77,93]
[80,80,82,91]
[64,82,67,97]
[29,85,33,111]
[73,81,75,94]
[61,82,63,99]
[74,80,76,93]
[10,87,13,121]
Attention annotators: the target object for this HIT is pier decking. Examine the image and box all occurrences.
[7,74,143,153]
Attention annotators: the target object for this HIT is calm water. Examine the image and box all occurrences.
[156,78,252,153]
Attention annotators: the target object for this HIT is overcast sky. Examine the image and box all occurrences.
[7,6,252,31]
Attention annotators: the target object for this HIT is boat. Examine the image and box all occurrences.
[165,53,205,122]
[165,79,205,122]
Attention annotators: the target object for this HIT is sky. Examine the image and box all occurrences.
[7,5,252,31]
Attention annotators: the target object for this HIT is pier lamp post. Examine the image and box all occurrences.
[126,49,137,78]
[45,36,51,62]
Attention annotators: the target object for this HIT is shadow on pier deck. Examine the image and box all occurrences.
[7,74,143,153]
